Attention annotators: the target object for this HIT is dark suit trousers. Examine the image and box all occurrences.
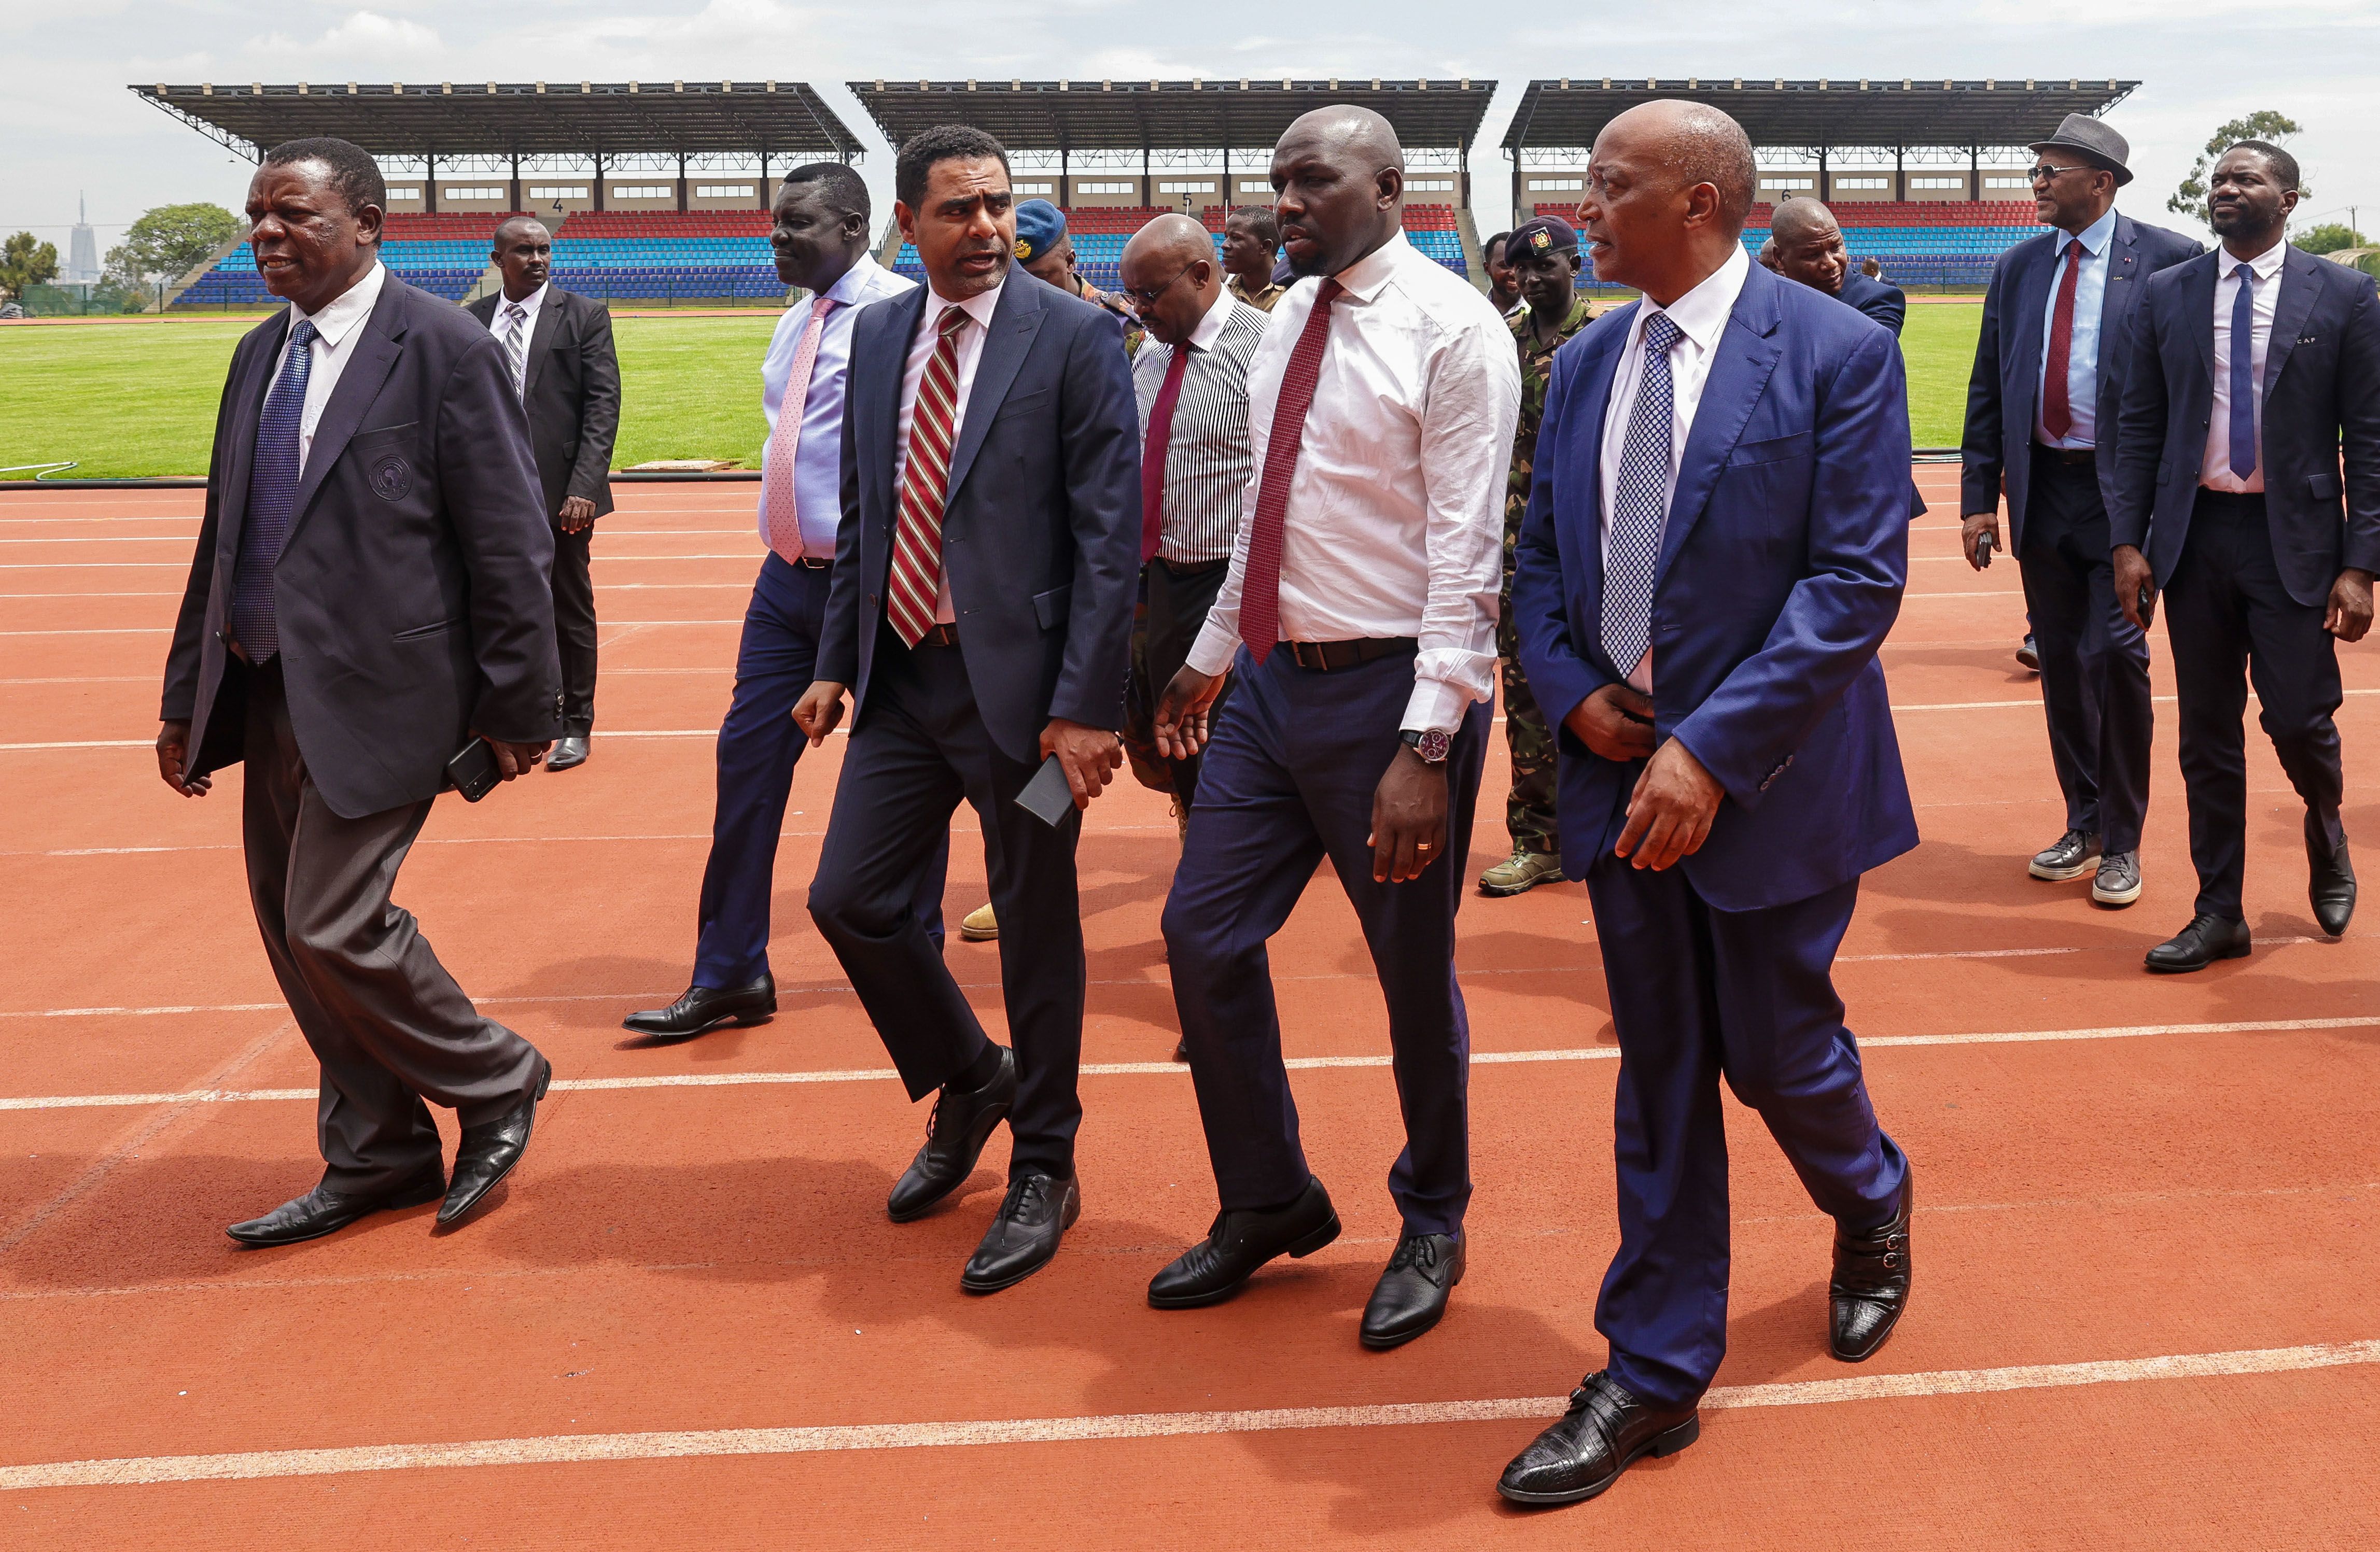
[2163,490,2346,920]
[807,630,1084,1179]
[1584,853,1907,1408]
[695,554,944,987]
[2018,448,2153,854]
[240,660,544,1193]
[1162,645,1490,1236]
[551,524,598,735]
[1135,557,1236,806]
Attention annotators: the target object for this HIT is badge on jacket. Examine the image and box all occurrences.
[370,454,414,503]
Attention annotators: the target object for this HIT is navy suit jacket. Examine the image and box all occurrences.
[1511,261,1918,912]
[1837,271,1907,338]
[1961,213,2204,545]
[820,272,1142,761]
[162,274,561,819]
[2110,244,2380,606]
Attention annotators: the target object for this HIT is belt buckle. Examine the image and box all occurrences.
[1291,641,1327,672]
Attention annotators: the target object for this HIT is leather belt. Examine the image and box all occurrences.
[790,555,831,571]
[2033,445,2097,467]
[912,622,961,648]
[1284,637,1416,672]
[1152,556,1230,577]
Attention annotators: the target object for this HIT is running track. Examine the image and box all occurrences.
[2,475,2374,1547]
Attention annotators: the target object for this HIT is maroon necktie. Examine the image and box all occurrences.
[1141,345,1189,563]
[1239,278,1342,664]
[2040,239,2084,441]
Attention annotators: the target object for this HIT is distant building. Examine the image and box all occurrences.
[65,194,100,284]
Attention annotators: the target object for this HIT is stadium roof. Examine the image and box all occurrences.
[130,81,863,162]
[1501,78,2139,152]
[850,79,1497,153]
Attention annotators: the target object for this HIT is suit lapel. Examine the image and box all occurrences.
[2097,214,2139,341]
[2185,253,2217,385]
[215,314,287,564]
[287,277,408,541]
[1569,309,1628,643]
[865,287,928,502]
[523,288,565,397]
[2261,246,2320,399]
[943,279,1046,501]
[2007,233,2055,427]
[1655,268,1782,587]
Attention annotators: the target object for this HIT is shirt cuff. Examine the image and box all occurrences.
[1185,617,1239,678]
[1401,676,1471,736]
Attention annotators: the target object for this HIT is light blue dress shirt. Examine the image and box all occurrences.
[757,253,915,557]
[2034,206,2118,449]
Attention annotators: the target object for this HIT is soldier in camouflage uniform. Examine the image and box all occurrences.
[1482,215,1604,897]
[1014,200,1144,355]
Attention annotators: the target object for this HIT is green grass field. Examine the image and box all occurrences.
[0,302,1983,480]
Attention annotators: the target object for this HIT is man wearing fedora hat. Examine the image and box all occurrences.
[1959,112,2202,910]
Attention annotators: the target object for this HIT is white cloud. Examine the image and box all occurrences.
[248,9,444,62]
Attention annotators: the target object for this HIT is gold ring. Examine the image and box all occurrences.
[1417,842,1433,850]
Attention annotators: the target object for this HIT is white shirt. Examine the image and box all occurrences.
[2204,236,2286,494]
[758,255,914,556]
[484,280,547,398]
[1597,243,1751,692]
[262,260,387,477]
[896,276,1005,623]
[1187,231,1521,732]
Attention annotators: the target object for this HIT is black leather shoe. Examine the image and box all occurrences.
[959,1171,1080,1294]
[2144,913,2252,973]
[547,736,590,771]
[1360,1232,1464,1349]
[1147,1176,1340,1308]
[1496,1372,1700,1506]
[438,1058,551,1228]
[622,976,777,1041]
[226,1166,445,1247]
[2308,815,2356,938]
[1830,1172,1912,1362]
[887,1047,1016,1222]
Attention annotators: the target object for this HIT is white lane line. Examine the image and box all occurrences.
[5,1017,2373,1112]
[3,1338,2371,1490]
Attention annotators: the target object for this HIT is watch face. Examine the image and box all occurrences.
[1416,730,1451,763]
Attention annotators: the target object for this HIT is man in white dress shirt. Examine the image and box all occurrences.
[1144,105,1520,1350]
[623,163,942,1041]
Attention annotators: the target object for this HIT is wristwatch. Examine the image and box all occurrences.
[1401,728,1452,765]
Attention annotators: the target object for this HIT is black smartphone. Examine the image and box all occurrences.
[2138,585,2157,629]
[444,738,502,802]
[1973,529,1996,568]
[1014,754,1076,828]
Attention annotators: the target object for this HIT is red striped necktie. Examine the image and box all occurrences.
[887,304,970,646]
[1238,277,1342,663]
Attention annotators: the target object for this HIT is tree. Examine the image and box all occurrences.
[2297,223,2366,255]
[0,232,60,300]
[2168,111,2305,227]
[102,202,241,304]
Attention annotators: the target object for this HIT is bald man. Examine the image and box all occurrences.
[1769,196,1906,336]
[1502,102,1916,1505]
[1146,106,1519,1351]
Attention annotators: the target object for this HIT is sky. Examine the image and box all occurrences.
[4,0,2377,252]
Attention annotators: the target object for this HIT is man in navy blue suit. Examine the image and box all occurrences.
[2111,139,2377,970]
[792,125,1142,1294]
[1767,197,1907,338]
[1497,101,1917,1507]
[1961,115,2203,911]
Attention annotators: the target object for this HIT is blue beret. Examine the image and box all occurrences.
[1508,215,1578,258]
[1013,200,1067,262]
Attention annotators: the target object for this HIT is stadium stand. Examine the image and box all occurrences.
[889,203,1471,289]
[545,210,786,303]
[174,210,526,308]
[1528,197,2040,287]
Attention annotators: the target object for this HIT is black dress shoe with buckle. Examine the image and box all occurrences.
[1830,1171,1912,1362]
[438,1057,551,1229]
[887,1047,1017,1222]
[622,975,777,1041]
[226,1165,446,1247]
[1147,1175,1340,1308]
[960,1170,1080,1294]
[1496,1371,1700,1506]
[2308,815,2356,938]
[1359,1232,1464,1349]
[2144,913,2252,973]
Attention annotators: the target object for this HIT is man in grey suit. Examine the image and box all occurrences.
[467,217,620,770]
[1960,114,2203,911]
[156,137,563,1246]
[792,125,1141,1295]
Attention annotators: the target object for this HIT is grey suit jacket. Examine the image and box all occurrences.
[162,274,562,818]
[465,285,621,519]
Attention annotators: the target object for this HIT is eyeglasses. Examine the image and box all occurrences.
[1121,261,1199,310]
[2028,163,2094,184]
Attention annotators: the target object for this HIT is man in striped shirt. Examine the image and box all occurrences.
[1117,213,1270,826]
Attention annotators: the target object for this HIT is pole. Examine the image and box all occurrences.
[425,151,438,214]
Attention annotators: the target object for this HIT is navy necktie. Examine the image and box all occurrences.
[1602,311,1682,679]
[231,317,318,662]
[2228,262,2258,480]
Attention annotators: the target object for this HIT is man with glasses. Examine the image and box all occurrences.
[1959,115,2201,910]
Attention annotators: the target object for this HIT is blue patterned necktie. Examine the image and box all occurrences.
[2228,262,2258,479]
[230,317,318,662]
[1601,311,1682,680]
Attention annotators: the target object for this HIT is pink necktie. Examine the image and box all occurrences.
[762,295,835,561]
